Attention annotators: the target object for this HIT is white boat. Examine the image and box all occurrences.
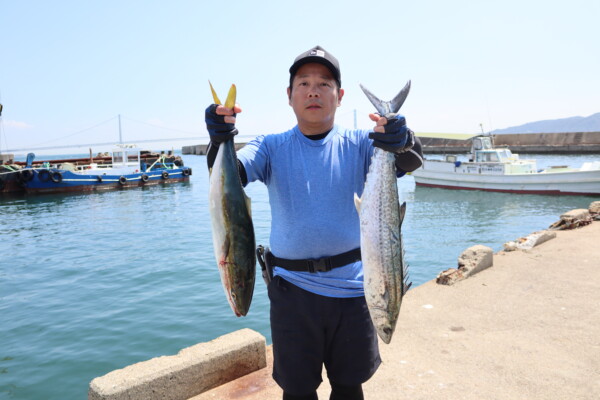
[411,135,600,195]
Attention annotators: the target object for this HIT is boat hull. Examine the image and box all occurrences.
[412,160,600,195]
[22,168,192,194]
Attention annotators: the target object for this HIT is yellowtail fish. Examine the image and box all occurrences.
[208,82,256,317]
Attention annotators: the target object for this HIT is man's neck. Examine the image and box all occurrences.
[303,130,331,140]
[297,121,334,136]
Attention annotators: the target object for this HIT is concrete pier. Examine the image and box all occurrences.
[89,214,600,400]
[195,219,600,400]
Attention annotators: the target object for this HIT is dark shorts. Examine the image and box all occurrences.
[268,276,381,396]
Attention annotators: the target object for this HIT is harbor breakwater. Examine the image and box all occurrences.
[182,132,600,155]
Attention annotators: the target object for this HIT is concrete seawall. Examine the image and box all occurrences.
[183,132,600,155]
[421,131,600,154]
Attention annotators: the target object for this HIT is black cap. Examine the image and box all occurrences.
[289,45,341,88]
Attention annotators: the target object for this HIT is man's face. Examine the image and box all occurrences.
[287,63,344,135]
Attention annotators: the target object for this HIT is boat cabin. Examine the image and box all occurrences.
[469,136,517,163]
[112,144,141,168]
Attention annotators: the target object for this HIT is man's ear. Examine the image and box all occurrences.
[337,88,345,106]
[287,87,292,105]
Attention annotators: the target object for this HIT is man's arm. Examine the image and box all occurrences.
[394,133,423,175]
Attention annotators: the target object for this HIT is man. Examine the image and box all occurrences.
[205,45,423,400]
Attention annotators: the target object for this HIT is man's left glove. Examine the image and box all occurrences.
[205,104,238,144]
[369,113,412,153]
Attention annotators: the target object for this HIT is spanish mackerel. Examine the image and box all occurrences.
[354,81,412,344]
[208,82,256,317]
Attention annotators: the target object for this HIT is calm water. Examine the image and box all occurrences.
[1,153,599,400]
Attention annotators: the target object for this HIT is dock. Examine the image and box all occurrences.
[89,206,600,400]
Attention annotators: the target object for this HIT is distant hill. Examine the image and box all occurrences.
[491,112,600,134]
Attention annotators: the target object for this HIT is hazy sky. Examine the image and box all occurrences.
[1,0,599,154]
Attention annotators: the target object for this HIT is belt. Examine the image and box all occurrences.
[267,248,362,273]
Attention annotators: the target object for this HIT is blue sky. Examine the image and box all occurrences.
[1,0,599,155]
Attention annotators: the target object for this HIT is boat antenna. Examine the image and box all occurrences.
[118,114,123,144]
[479,123,485,136]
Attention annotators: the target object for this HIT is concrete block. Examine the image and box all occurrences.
[88,328,267,400]
[458,245,493,277]
[437,245,493,285]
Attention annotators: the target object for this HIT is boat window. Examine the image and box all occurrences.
[481,137,492,149]
[113,152,123,163]
[489,152,499,162]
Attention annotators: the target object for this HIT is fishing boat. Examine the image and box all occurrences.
[411,135,600,195]
[4,144,192,195]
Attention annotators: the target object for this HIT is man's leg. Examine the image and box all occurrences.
[283,391,318,400]
[329,381,364,400]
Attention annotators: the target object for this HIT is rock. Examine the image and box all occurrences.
[436,268,464,285]
[549,209,592,230]
[503,230,557,251]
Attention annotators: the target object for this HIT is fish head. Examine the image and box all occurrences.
[219,257,256,317]
[227,286,248,317]
[370,307,398,344]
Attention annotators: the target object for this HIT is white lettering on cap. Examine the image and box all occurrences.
[310,49,325,57]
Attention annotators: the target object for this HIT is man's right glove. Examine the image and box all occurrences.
[205,104,238,144]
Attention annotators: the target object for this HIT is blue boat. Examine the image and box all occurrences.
[18,144,192,194]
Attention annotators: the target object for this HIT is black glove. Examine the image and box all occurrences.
[369,113,412,153]
[205,104,238,144]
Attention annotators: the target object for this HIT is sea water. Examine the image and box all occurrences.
[1,153,598,399]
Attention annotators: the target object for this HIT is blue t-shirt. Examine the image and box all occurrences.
[237,125,375,298]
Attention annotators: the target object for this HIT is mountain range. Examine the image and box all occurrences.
[491,112,600,134]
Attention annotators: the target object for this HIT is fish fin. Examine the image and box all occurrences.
[209,81,222,105]
[244,193,252,216]
[225,84,237,109]
[398,201,406,228]
[403,273,412,295]
[353,193,362,212]
[390,81,411,114]
[359,81,411,115]
[359,84,388,115]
